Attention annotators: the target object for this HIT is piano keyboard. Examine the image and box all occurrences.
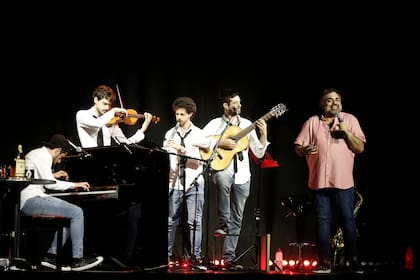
[49,185,119,200]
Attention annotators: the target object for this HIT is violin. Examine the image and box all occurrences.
[107,108,160,126]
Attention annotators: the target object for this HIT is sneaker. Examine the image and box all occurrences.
[312,264,331,274]
[71,256,104,271]
[214,228,228,236]
[40,254,71,271]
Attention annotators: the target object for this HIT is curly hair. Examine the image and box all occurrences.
[172,96,197,119]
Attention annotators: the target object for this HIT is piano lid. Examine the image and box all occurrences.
[61,143,169,187]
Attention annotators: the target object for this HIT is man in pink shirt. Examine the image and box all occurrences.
[294,88,366,274]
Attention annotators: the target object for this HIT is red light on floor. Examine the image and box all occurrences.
[279,259,318,271]
[168,261,175,269]
[302,259,311,267]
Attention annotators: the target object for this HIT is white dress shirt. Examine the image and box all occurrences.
[202,115,269,184]
[76,107,145,148]
[20,147,75,209]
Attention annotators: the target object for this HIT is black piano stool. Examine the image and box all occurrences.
[22,215,70,270]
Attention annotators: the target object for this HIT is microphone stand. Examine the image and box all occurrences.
[186,157,211,271]
[189,115,236,269]
[163,146,208,271]
[178,155,190,266]
[232,157,262,268]
[112,136,133,155]
[178,114,236,204]
[67,139,92,158]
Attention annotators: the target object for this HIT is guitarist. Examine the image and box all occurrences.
[202,88,270,270]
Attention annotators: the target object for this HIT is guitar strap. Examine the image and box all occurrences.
[230,118,244,173]
[234,152,244,173]
[234,155,237,173]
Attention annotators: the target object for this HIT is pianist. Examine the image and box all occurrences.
[20,134,104,271]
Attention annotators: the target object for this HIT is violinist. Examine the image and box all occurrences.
[76,84,154,148]
[75,84,153,266]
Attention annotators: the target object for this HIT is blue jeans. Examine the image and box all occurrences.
[21,196,85,259]
[168,185,205,260]
[213,170,250,262]
[313,187,358,265]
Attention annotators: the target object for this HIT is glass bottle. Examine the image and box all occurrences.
[15,144,25,177]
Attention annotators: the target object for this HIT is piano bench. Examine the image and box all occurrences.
[25,215,71,271]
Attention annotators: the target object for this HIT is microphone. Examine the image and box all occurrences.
[337,113,343,123]
[168,122,179,140]
[232,106,238,116]
[67,139,92,158]
[162,123,179,152]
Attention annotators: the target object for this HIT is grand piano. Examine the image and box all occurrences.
[52,143,169,269]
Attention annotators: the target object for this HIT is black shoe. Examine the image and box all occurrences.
[71,256,104,271]
[190,258,207,271]
[40,254,71,271]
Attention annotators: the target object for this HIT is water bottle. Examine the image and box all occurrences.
[274,248,283,271]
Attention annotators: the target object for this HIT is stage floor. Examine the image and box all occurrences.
[0,259,417,280]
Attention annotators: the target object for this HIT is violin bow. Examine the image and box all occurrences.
[115,83,124,109]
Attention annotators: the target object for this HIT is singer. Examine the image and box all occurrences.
[294,88,366,274]
[201,88,270,270]
[163,96,213,267]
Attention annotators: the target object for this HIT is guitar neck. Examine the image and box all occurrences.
[231,111,273,141]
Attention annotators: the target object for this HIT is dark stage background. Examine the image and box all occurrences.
[0,6,418,269]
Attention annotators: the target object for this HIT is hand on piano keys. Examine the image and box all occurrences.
[73,181,91,192]
[53,170,70,181]
[49,185,119,201]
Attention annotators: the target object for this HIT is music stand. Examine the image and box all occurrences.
[280,195,315,271]
[233,151,278,269]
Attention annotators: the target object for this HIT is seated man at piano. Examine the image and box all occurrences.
[75,84,154,148]
[20,134,104,271]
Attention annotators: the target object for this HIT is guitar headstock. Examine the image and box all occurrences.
[271,103,287,118]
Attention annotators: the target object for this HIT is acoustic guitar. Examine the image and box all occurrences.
[200,103,287,171]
